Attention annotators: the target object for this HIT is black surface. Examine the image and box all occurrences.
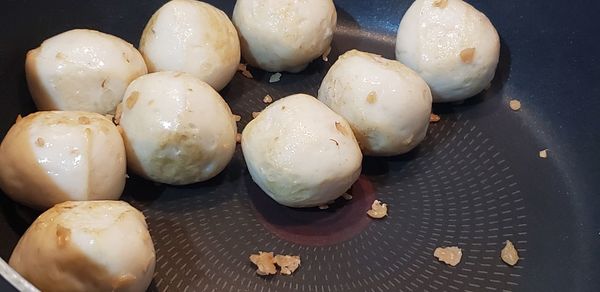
[0,0,599,291]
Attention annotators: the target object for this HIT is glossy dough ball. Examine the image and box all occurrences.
[118,71,237,185]
[0,111,126,210]
[233,0,337,73]
[395,0,500,102]
[26,29,147,114]
[242,94,362,208]
[10,201,156,292]
[140,0,240,91]
[319,50,432,156]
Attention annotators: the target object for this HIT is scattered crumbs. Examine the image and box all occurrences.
[366,91,377,104]
[501,240,520,266]
[430,113,441,123]
[432,0,448,8]
[263,95,273,104]
[460,48,476,64]
[539,149,548,159]
[342,193,353,200]
[249,252,277,276]
[233,114,241,122]
[252,111,261,119]
[318,205,329,210]
[238,63,253,79]
[35,137,45,147]
[15,114,22,123]
[236,133,242,143]
[434,246,462,266]
[274,255,301,275]
[367,200,388,219]
[509,99,521,111]
[322,46,332,62]
[269,72,282,83]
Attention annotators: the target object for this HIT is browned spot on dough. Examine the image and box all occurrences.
[78,116,91,125]
[56,225,71,248]
[122,52,130,63]
[173,72,184,78]
[460,48,476,64]
[335,121,350,136]
[35,137,45,147]
[366,91,377,104]
[101,79,107,88]
[56,52,66,59]
[126,91,140,109]
[433,0,448,8]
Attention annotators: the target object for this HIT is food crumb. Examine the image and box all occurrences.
[539,149,548,159]
[236,133,242,143]
[366,91,377,104]
[252,111,261,119]
[434,246,462,266]
[263,95,273,104]
[342,193,353,200]
[35,137,45,147]
[274,255,301,275]
[430,113,441,123]
[233,114,241,122]
[460,48,476,63]
[114,103,123,125]
[238,64,253,79]
[335,121,349,136]
[367,200,388,219]
[249,252,277,276]
[500,240,520,266]
[433,0,448,8]
[322,46,332,62]
[509,99,521,111]
[269,72,282,83]
[318,205,329,210]
[78,116,91,125]
[125,173,130,179]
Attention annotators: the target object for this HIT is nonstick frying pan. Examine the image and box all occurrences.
[0,0,599,291]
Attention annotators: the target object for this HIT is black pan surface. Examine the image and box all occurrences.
[0,0,599,291]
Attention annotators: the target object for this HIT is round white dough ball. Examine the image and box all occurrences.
[0,111,126,210]
[233,0,337,73]
[9,201,155,292]
[26,29,148,114]
[395,0,500,102]
[118,71,237,185]
[139,0,240,91]
[318,50,432,156]
[242,94,362,208]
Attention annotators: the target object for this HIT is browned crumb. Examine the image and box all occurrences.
[367,200,388,219]
[430,113,441,123]
[318,205,329,210]
[15,114,22,123]
[233,114,241,122]
[236,133,242,143]
[322,46,332,62]
[78,116,91,125]
[238,63,253,79]
[460,48,476,64]
[56,225,71,248]
[126,91,140,109]
[501,240,519,266]
[434,246,462,266]
[274,255,301,275]
[366,91,377,104]
[335,121,350,136]
[249,252,277,276]
[263,95,273,104]
[114,103,123,125]
[539,149,548,159]
[101,79,107,88]
[35,137,45,147]
[269,73,282,83]
[252,111,261,119]
[433,0,448,8]
[55,52,65,60]
[509,99,521,111]
[342,193,353,200]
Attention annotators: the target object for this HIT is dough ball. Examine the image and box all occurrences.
[118,71,237,185]
[318,50,432,156]
[26,29,147,114]
[233,0,336,73]
[395,0,500,102]
[0,111,126,210]
[9,201,155,292]
[242,94,362,208]
[140,0,240,91]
